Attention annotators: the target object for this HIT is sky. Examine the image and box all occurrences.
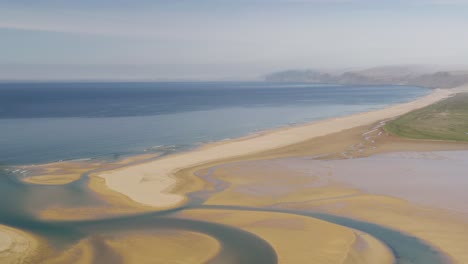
[1,0,468,80]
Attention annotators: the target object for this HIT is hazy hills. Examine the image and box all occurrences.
[265,66,468,88]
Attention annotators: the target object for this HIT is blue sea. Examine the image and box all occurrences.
[0,82,429,165]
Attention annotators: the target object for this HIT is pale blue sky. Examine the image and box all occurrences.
[1,0,468,80]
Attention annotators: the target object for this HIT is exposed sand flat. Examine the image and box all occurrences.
[235,150,468,216]
[44,231,220,264]
[0,225,39,263]
[198,153,468,263]
[179,209,394,264]
[98,88,456,208]
[290,151,468,215]
[20,153,161,186]
[344,231,395,264]
[104,231,220,264]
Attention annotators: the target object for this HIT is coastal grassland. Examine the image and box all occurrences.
[385,93,468,141]
[179,209,394,264]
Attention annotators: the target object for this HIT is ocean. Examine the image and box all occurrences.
[0,82,429,165]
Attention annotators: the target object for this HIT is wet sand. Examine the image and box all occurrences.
[191,148,468,262]
[43,230,220,264]
[0,225,41,263]
[284,151,468,215]
[177,208,394,264]
[18,153,161,186]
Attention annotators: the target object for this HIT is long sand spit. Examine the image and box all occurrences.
[97,87,461,208]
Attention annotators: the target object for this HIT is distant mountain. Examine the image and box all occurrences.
[265,66,468,88]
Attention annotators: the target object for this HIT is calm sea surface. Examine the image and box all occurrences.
[0,82,429,165]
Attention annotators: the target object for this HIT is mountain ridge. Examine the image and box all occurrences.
[265,66,468,88]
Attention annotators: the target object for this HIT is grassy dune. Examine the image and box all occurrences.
[385,93,468,141]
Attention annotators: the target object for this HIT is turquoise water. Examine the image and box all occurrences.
[0,82,429,164]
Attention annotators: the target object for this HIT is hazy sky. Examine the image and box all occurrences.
[1,0,468,80]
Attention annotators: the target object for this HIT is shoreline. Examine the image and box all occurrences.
[96,87,460,208]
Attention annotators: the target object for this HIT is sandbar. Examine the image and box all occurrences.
[0,224,41,263]
[178,209,394,264]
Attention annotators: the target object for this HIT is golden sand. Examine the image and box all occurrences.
[178,209,394,264]
[105,230,220,264]
[344,230,395,264]
[21,161,100,185]
[0,225,41,264]
[43,239,94,264]
[43,230,220,264]
[21,153,160,186]
[193,149,468,263]
[298,194,468,263]
[38,175,153,221]
[34,154,162,221]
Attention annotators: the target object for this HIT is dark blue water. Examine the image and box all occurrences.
[0,82,429,164]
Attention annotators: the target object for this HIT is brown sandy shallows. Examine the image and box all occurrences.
[177,209,394,264]
[194,147,468,263]
[19,153,161,186]
[21,160,102,185]
[104,230,220,264]
[96,88,455,209]
[36,230,221,264]
[0,224,46,264]
[34,154,164,221]
[42,230,220,264]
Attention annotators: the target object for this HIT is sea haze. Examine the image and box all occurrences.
[0,82,429,165]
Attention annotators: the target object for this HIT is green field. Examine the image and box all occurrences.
[384,93,468,141]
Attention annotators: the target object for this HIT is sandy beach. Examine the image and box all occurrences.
[97,88,457,208]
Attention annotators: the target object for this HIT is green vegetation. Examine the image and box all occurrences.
[385,93,468,141]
